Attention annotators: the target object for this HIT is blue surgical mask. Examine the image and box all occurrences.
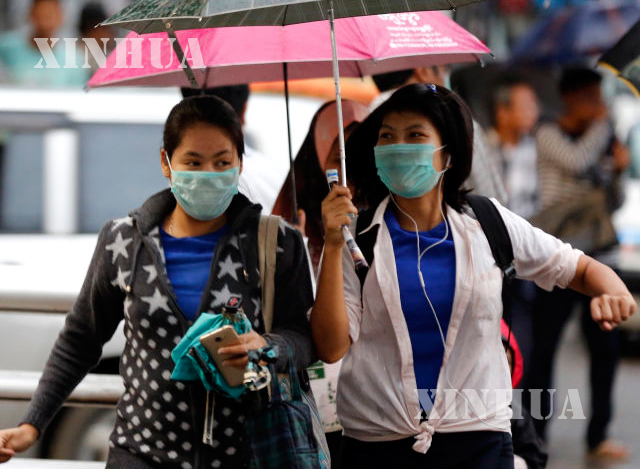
[374,143,447,198]
[166,155,239,220]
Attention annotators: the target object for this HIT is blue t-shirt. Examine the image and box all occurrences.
[385,208,456,401]
[160,225,228,321]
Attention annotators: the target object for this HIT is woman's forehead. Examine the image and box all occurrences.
[380,111,436,129]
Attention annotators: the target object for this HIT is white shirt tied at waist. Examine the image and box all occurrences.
[335,196,582,452]
[413,421,435,453]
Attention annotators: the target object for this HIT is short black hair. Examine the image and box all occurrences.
[163,96,244,160]
[347,83,474,211]
[559,66,602,96]
[489,71,534,124]
[180,85,250,117]
[372,70,414,92]
[78,2,108,36]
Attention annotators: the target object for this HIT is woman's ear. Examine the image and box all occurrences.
[161,149,171,179]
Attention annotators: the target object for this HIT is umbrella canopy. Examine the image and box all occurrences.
[600,19,640,96]
[510,0,640,65]
[102,0,486,34]
[88,12,491,89]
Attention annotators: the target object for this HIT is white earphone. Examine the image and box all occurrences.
[390,162,507,431]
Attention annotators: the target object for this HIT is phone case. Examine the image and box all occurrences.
[199,325,245,387]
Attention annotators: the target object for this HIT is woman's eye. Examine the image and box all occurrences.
[185,161,200,167]
[378,132,393,141]
[216,160,231,167]
[409,132,427,139]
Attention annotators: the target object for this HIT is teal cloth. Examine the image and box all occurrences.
[171,311,252,399]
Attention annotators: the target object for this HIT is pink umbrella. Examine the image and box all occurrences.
[88,12,489,223]
[88,12,491,89]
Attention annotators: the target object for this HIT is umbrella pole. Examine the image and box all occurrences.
[283,62,299,224]
[166,25,200,89]
[328,1,348,188]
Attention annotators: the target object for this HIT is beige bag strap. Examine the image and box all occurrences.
[258,215,281,333]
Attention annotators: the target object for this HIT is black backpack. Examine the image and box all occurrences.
[354,195,516,323]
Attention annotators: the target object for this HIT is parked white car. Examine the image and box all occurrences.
[0,86,324,461]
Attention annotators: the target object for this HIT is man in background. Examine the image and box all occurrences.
[485,72,541,391]
[371,67,508,203]
[487,72,540,219]
[182,86,283,214]
[528,66,630,461]
[0,0,85,87]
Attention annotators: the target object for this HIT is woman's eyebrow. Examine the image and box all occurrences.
[404,124,429,131]
[213,149,231,157]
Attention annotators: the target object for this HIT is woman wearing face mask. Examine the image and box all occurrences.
[0,96,315,469]
[310,84,636,469]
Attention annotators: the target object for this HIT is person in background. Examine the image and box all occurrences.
[486,72,540,220]
[77,2,116,77]
[312,83,635,468]
[272,100,368,468]
[371,68,508,204]
[0,0,85,87]
[181,86,283,214]
[485,72,541,385]
[528,66,631,460]
[272,100,369,271]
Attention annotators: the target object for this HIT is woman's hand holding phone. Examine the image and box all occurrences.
[218,331,267,368]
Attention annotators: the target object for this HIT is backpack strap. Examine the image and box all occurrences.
[354,209,379,289]
[466,195,516,282]
[258,214,281,333]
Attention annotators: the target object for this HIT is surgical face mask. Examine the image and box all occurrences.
[374,143,448,198]
[166,155,239,221]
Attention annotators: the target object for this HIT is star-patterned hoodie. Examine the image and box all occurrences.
[22,189,316,469]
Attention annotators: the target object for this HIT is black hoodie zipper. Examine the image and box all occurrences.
[134,203,260,469]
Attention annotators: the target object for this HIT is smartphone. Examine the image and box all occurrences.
[199,325,245,387]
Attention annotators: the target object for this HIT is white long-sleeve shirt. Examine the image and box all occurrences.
[336,196,581,453]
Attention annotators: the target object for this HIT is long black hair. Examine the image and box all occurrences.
[346,83,474,211]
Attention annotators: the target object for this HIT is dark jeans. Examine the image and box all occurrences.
[326,430,342,469]
[525,287,619,449]
[340,432,514,469]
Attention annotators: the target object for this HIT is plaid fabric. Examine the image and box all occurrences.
[246,397,320,469]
